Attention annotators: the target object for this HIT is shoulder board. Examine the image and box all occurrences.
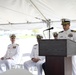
[34,44,37,46]
[71,30,76,32]
[59,31,64,33]
[16,44,19,46]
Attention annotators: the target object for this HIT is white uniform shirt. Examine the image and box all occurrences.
[58,29,76,41]
[30,44,45,61]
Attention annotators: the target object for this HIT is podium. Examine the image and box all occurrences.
[39,39,76,75]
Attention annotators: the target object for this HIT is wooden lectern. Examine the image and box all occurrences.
[39,39,76,75]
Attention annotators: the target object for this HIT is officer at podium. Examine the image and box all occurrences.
[58,18,76,75]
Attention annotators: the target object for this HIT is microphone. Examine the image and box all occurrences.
[43,27,54,31]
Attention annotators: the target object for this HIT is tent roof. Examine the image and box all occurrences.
[0,0,76,30]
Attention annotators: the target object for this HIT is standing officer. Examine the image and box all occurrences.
[24,34,45,75]
[0,34,21,72]
[58,18,76,75]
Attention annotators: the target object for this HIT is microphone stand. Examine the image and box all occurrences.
[46,19,51,39]
[43,19,51,39]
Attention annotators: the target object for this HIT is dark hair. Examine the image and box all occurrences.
[36,34,43,39]
[53,32,58,37]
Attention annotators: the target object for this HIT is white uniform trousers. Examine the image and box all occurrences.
[24,60,44,75]
[0,59,15,72]
[72,56,76,75]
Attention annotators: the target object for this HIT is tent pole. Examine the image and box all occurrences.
[30,0,47,21]
[30,0,51,39]
[46,19,51,39]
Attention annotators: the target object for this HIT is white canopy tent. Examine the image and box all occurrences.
[0,0,76,30]
[0,1,76,73]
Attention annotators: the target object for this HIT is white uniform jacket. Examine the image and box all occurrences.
[58,29,76,41]
[4,43,21,64]
[30,44,45,62]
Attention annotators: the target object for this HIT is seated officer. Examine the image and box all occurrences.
[24,34,45,75]
[0,34,21,72]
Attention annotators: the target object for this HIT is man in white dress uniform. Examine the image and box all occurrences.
[58,18,76,75]
[24,34,45,75]
[0,34,21,72]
